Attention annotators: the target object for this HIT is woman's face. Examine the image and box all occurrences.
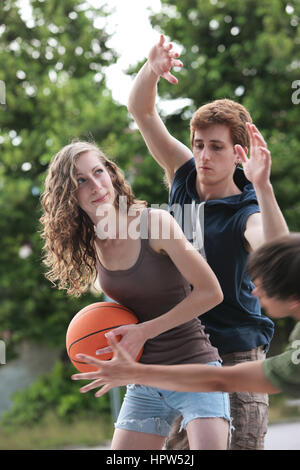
[75,151,116,222]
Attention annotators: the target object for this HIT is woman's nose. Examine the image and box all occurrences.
[90,177,103,191]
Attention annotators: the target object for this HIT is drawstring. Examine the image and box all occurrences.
[191,200,206,259]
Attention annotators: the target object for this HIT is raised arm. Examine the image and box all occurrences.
[128,34,192,183]
[236,123,289,251]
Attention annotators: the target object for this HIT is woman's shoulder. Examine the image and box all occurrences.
[146,207,179,233]
[143,207,185,254]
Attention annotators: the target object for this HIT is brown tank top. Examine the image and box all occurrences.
[96,208,220,365]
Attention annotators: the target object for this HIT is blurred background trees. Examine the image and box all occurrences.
[149,0,300,231]
[0,0,299,436]
[0,0,167,352]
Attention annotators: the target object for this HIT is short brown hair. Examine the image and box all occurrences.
[247,234,300,301]
[190,98,252,149]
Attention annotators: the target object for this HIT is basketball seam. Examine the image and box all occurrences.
[68,324,124,358]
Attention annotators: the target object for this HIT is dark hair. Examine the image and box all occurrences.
[247,234,300,301]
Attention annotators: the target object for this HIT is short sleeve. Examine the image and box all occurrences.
[233,203,260,252]
[263,325,300,397]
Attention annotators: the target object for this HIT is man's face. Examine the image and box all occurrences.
[252,278,300,320]
[192,124,240,186]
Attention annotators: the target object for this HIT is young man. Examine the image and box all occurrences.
[72,234,300,418]
[125,34,289,450]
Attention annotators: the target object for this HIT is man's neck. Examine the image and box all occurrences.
[196,178,242,201]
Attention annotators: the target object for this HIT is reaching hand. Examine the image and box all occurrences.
[148,34,183,84]
[71,332,138,398]
[235,123,272,189]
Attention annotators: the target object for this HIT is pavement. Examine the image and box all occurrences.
[264,421,300,450]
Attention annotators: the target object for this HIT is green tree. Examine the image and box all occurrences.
[0,0,166,353]
[149,0,300,230]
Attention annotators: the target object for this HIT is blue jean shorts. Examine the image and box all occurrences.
[115,361,231,437]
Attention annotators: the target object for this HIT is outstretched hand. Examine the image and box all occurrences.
[148,34,183,84]
[235,123,272,189]
[71,332,138,398]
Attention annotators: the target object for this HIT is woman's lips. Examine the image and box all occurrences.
[92,193,107,203]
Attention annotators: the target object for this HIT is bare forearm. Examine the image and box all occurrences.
[133,360,279,394]
[140,287,223,340]
[128,61,159,118]
[255,182,289,242]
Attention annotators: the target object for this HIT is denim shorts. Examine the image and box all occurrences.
[115,361,231,437]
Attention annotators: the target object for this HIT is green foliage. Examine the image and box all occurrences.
[0,360,111,428]
[148,0,300,230]
[0,1,166,427]
[0,0,165,351]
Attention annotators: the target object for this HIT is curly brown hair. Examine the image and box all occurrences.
[40,141,147,297]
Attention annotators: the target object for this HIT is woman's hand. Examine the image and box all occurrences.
[95,323,146,361]
[71,332,138,397]
[235,123,271,190]
[148,34,183,84]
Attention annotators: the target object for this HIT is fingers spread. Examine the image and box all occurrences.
[95,384,113,398]
[159,34,165,46]
[162,71,178,85]
[75,353,102,366]
[234,144,248,163]
[172,59,183,68]
[253,132,267,147]
[96,346,113,355]
[80,378,104,394]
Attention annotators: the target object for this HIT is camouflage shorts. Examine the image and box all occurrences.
[221,346,269,450]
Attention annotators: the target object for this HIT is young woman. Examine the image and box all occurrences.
[40,140,231,450]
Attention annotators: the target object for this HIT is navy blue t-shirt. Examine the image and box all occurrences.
[169,158,274,355]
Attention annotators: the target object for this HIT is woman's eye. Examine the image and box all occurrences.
[77,177,85,185]
[212,146,222,151]
[95,169,103,174]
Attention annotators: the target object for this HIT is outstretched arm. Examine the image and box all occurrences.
[236,123,289,251]
[72,333,280,397]
[128,34,192,183]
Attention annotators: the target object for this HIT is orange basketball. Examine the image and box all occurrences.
[66,302,143,372]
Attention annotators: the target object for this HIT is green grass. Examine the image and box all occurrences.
[1,397,299,450]
[0,412,113,450]
[268,394,300,424]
